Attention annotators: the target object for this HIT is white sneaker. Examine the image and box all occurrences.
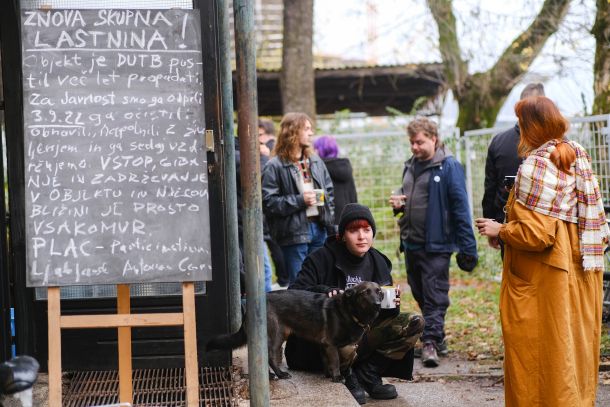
[271,283,288,291]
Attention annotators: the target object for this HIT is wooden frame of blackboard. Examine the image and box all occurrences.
[47,282,200,406]
[3,0,234,397]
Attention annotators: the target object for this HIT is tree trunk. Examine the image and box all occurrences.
[427,0,571,130]
[592,0,610,115]
[280,0,316,120]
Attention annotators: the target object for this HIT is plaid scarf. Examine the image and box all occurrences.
[514,139,609,271]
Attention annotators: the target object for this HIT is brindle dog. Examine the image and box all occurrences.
[206,281,384,382]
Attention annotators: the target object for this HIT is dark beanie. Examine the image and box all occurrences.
[338,203,376,237]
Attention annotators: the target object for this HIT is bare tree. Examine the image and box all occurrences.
[592,0,610,114]
[427,0,571,130]
[280,0,316,120]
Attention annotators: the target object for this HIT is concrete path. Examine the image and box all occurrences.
[235,347,610,406]
[5,349,609,406]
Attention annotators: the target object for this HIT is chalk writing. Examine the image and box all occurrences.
[21,9,211,286]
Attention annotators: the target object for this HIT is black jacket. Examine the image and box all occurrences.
[482,125,523,223]
[323,157,358,224]
[262,154,335,245]
[285,237,397,372]
[290,237,393,293]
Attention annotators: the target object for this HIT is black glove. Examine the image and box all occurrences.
[456,253,478,272]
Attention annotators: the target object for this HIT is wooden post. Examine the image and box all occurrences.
[117,284,133,405]
[47,283,200,407]
[183,282,200,405]
[47,287,62,407]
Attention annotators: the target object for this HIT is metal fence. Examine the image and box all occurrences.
[462,114,610,221]
[330,114,610,277]
[332,128,461,274]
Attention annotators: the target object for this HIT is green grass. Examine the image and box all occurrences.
[398,269,610,361]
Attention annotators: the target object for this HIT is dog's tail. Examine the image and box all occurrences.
[206,324,247,351]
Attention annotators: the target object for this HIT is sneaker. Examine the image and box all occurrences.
[271,283,288,291]
[436,339,449,357]
[344,371,366,405]
[421,341,439,367]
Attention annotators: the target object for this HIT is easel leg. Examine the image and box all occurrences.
[47,287,62,407]
[117,284,133,405]
[182,282,200,406]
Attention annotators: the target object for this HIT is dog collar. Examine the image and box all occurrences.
[351,315,370,330]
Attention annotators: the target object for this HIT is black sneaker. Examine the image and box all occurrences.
[344,371,366,405]
[421,341,439,367]
[366,383,398,400]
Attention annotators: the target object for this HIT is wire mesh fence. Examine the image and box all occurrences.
[330,114,610,278]
[332,128,461,276]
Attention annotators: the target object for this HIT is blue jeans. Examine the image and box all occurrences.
[263,244,272,292]
[281,222,327,285]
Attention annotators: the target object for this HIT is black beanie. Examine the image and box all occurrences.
[338,203,376,237]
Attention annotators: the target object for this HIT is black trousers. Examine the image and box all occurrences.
[405,249,451,343]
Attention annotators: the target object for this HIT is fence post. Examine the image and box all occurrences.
[464,136,474,218]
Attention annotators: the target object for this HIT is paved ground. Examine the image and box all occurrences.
[233,348,610,407]
[4,349,609,406]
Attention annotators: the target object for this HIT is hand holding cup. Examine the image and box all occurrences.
[474,218,502,238]
[389,193,407,209]
[303,190,317,206]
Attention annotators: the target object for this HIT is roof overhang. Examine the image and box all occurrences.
[239,63,445,116]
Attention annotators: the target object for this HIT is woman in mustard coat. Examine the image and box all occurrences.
[476,96,609,406]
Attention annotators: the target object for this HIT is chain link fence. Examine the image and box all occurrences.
[329,114,610,278]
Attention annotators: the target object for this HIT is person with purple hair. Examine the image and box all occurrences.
[314,135,358,225]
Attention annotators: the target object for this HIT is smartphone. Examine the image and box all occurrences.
[503,175,516,189]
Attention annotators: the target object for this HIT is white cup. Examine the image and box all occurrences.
[380,286,397,309]
[313,189,325,206]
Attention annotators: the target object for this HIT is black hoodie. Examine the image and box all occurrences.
[322,157,358,223]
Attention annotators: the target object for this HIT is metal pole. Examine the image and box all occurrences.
[464,136,474,219]
[233,1,269,406]
[217,0,241,333]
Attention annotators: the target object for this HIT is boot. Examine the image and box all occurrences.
[343,369,366,405]
[353,353,398,400]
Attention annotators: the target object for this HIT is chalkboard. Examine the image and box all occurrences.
[21,9,211,287]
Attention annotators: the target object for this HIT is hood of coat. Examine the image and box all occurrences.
[406,145,452,169]
[323,157,353,182]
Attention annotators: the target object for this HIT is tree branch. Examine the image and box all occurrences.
[592,0,610,114]
[489,0,571,94]
[426,0,468,97]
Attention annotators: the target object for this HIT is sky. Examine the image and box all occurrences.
[314,0,597,126]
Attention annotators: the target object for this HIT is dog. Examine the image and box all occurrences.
[206,281,384,382]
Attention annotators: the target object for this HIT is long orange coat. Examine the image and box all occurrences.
[498,194,602,407]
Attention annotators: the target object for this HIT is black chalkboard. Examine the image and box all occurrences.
[21,9,211,287]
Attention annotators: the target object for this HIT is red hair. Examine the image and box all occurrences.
[515,96,574,173]
[344,219,371,233]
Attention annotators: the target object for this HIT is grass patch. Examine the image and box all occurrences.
[398,269,610,361]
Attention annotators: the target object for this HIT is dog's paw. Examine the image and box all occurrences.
[331,375,343,383]
[277,371,292,379]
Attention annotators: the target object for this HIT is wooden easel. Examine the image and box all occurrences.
[47,282,200,407]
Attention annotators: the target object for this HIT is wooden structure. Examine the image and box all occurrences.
[47,283,200,406]
[253,63,445,116]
